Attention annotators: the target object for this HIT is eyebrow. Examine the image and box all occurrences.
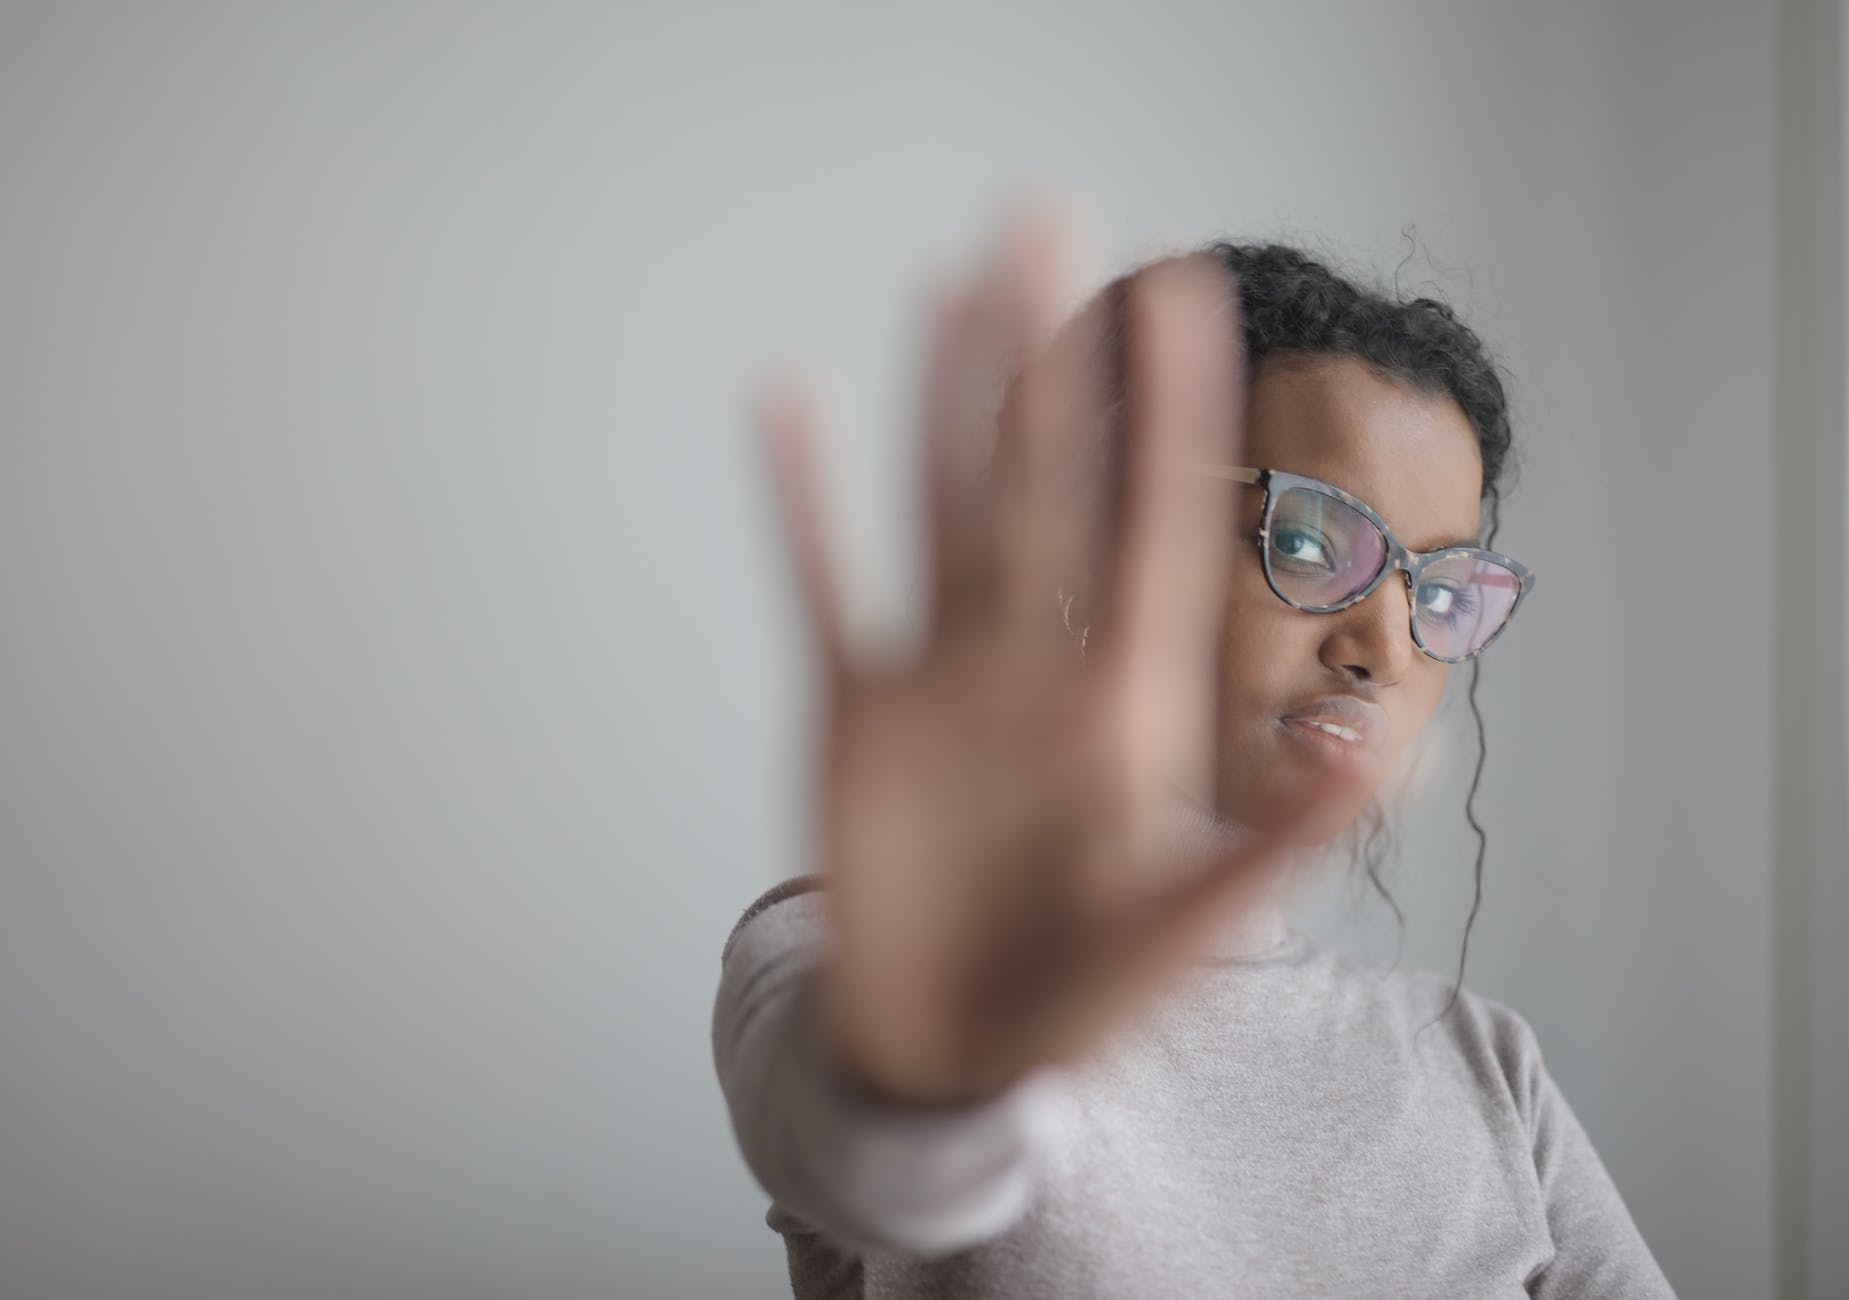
[1409,531,1485,553]
[1335,491,1482,553]
[1326,481,1481,552]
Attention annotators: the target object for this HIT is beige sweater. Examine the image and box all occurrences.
[711,872,1678,1299]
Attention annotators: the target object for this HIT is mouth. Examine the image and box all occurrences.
[1278,717,1374,767]
[1275,694,1387,765]
[1283,717,1366,745]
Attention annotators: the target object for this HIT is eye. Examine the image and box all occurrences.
[1270,524,1336,574]
[1416,579,1479,625]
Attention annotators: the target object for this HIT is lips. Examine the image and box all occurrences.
[1278,694,1387,756]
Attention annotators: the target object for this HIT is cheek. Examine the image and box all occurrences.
[1215,552,1311,713]
[1216,588,1310,709]
[1209,582,1323,823]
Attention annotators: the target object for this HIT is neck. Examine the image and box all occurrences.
[1165,788,1298,963]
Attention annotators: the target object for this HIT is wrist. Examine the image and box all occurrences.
[800,970,1013,1114]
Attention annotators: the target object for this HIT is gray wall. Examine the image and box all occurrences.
[0,3,1815,1298]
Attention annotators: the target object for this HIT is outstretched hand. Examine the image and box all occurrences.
[756,199,1364,1109]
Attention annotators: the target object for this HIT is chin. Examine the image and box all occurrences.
[1280,794,1371,848]
[1218,742,1384,844]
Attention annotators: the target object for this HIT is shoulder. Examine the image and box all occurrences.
[719,872,831,966]
[1316,946,1552,1123]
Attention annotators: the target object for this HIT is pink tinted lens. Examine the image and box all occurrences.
[1413,553,1522,658]
[1266,486,1387,607]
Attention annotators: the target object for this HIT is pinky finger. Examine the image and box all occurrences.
[754,371,856,682]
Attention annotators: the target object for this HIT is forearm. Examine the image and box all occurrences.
[711,900,1063,1258]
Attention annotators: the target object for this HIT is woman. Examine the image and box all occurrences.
[711,205,1677,1298]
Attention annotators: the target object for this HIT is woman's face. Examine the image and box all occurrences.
[1211,353,1484,843]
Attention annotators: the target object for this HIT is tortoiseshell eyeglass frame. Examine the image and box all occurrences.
[1189,464,1538,664]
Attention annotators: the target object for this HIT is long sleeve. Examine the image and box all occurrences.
[1509,1015,1678,1298]
[709,875,1067,1259]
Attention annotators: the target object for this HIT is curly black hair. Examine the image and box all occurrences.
[1073,240,1521,1032]
[1212,241,1515,524]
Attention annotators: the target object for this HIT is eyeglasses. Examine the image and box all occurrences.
[1189,464,1537,663]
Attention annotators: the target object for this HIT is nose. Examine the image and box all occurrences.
[1318,570,1419,686]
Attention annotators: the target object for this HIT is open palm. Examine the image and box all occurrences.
[757,204,1359,1109]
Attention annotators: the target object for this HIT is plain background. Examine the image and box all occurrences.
[2,3,1844,1298]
